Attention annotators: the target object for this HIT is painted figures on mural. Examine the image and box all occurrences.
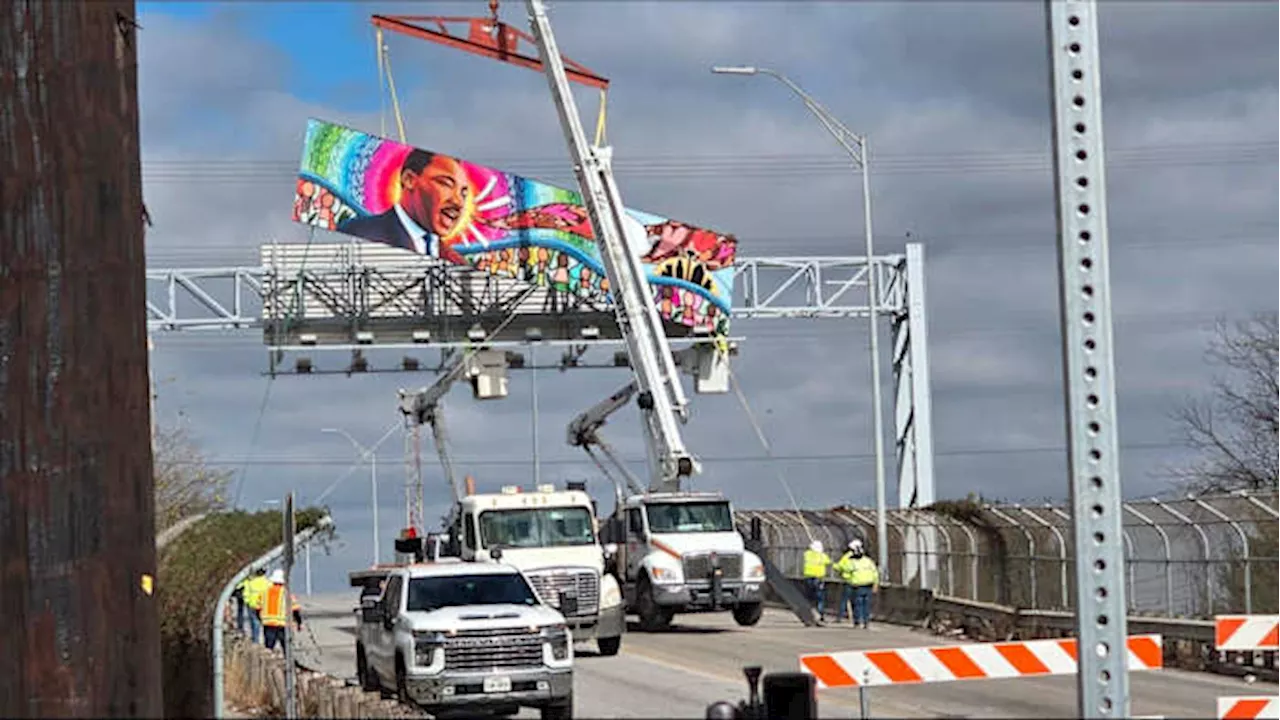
[292,118,737,335]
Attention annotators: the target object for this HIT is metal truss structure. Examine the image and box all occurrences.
[144,240,937,573]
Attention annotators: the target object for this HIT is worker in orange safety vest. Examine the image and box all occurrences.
[260,569,303,651]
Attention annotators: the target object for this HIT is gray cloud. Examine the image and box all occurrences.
[140,2,1276,593]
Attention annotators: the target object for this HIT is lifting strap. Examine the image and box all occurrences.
[376,27,408,143]
[593,88,608,148]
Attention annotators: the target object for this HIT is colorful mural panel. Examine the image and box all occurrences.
[291,118,737,335]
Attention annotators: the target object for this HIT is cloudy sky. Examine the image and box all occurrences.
[137,1,1277,592]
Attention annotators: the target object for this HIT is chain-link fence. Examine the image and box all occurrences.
[735,489,1278,618]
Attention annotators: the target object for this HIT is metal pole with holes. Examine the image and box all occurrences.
[1045,1,1129,716]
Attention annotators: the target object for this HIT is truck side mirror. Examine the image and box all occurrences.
[602,543,618,574]
[361,600,382,624]
[489,547,503,562]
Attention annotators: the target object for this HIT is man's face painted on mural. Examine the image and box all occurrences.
[401,155,468,237]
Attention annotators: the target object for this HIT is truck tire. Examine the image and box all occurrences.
[732,602,764,627]
[636,577,674,632]
[596,635,621,656]
[356,644,378,692]
[540,693,574,720]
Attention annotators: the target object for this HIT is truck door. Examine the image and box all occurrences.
[372,574,403,677]
[626,508,646,582]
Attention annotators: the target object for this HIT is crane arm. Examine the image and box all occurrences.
[525,0,698,493]
[397,352,470,503]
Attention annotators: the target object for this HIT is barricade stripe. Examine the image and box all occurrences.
[898,646,959,683]
[1128,636,1163,668]
[1057,639,1078,662]
[1217,617,1247,649]
[996,642,1050,676]
[965,642,1018,678]
[801,654,857,688]
[931,646,986,679]
[1262,625,1279,649]
[1217,697,1278,720]
[866,650,923,684]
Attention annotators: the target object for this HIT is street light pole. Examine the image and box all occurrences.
[322,427,381,565]
[711,65,889,574]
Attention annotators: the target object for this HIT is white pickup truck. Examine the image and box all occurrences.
[352,559,575,719]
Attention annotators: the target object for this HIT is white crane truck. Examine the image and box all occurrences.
[523,0,767,631]
[351,559,575,719]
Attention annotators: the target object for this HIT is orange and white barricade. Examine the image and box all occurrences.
[1218,696,1279,720]
[1213,615,1279,720]
[1215,615,1279,652]
[799,635,1163,688]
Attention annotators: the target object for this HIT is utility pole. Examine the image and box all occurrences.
[282,493,297,719]
[0,2,163,716]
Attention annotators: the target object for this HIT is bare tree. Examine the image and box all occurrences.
[1170,312,1278,493]
[154,426,232,531]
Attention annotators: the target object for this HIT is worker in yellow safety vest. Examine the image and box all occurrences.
[802,540,832,622]
[260,569,303,651]
[243,567,271,644]
[833,539,879,628]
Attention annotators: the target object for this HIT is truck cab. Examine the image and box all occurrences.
[352,559,575,719]
[601,491,765,630]
[452,483,625,656]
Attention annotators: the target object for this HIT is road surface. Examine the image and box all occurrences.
[292,593,1272,718]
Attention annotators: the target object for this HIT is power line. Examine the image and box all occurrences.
[139,141,1276,183]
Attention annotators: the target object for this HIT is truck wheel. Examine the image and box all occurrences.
[356,644,377,691]
[596,635,621,656]
[540,693,574,720]
[636,577,673,632]
[733,602,764,627]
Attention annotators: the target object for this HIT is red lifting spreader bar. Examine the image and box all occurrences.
[370,7,610,90]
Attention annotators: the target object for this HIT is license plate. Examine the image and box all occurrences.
[483,676,512,693]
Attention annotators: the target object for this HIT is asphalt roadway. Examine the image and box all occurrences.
[293,593,1273,718]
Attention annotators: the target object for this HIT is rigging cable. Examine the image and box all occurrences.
[724,353,815,544]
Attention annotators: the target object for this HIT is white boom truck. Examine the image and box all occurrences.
[522,0,766,631]
[351,559,575,719]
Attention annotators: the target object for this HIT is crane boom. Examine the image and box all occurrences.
[524,0,698,492]
[397,351,470,504]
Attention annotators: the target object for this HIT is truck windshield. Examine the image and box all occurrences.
[406,574,538,611]
[479,507,596,549]
[645,501,734,533]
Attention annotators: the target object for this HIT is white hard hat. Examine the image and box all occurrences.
[810,540,823,552]
[848,539,863,550]
[269,569,286,584]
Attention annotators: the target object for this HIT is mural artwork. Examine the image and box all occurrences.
[292,118,737,335]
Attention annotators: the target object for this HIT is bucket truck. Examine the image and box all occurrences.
[522,0,765,630]
[398,351,626,656]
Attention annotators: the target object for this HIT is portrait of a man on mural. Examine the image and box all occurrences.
[335,149,468,264]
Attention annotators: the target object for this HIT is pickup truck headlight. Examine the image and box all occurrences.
[414,631,446,666]
[745,561,765,581]
[541,623,570,661]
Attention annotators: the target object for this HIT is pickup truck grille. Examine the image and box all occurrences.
[443,628,544,672]
[682,552,742,582]
[526,569,598,617]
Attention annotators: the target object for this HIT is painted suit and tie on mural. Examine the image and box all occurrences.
[292,118,739,336]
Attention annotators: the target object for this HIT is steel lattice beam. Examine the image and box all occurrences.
[145,244,908,338]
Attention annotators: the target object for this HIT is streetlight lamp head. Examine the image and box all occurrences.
[711,65,757,75]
